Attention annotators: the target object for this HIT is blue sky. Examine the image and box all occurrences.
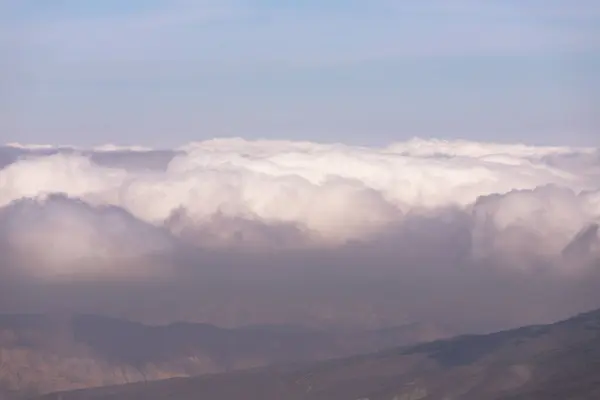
[1,0,599,146]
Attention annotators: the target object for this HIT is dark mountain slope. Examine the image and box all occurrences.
[0,314,443,396]
[39,308,600,400]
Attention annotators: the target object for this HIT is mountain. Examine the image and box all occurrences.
[37,307,600,400]
[0,314,446,397]
[562,222,600,263]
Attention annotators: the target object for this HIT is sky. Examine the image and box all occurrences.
[1,0,599,147]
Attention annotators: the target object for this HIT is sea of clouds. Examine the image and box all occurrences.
[0,138,598,330]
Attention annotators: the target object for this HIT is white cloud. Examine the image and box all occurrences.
[5,143,76,150]
[92,144,156,152]
[0,194,174,279]
[0,138,598,278]
[470,185,598,266]
[0,153,126,206]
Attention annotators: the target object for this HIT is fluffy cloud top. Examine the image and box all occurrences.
[0,194,175,279]
[0,138,598,275]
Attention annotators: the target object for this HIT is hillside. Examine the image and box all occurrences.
[38,308,600,400]
[0,314,444,397]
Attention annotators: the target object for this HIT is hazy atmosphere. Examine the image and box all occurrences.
[1,0,600,345]
[1,1,599,399]
[0,139,599,333]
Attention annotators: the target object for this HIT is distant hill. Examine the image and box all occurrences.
[0,314,446,397]
[37,307,600,400]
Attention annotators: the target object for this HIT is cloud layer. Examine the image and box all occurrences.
[0,138,598,332]
[2,138,598,246]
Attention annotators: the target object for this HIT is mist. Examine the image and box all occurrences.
[0,138,598,334]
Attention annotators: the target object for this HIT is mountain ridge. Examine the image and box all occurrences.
[35,307,600,400]
[0,313,447,397]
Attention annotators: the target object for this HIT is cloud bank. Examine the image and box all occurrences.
[0,138,598,332]
[2,138,598,248]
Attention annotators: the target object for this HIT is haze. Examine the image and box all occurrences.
[0,139,598,334]
[1,2,600,398]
